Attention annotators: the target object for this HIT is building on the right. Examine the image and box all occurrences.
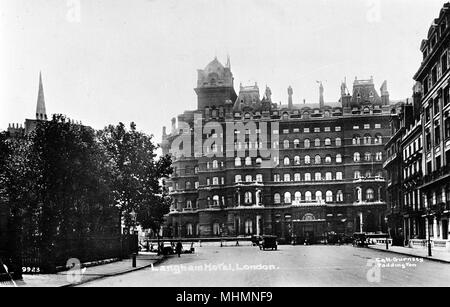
[386,2,450,250]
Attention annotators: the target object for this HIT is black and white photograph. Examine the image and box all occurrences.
[0,0,450,292]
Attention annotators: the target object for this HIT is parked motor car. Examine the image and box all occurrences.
[251,235,262,246]
[160,242,175,255]
[352,233,368,247]
[259,235,278,251]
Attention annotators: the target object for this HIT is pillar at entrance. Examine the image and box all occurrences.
[359,212,363,233]
[433,217,438,239]
[256,215,262,236]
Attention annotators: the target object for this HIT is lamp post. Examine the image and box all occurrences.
[384,216,389,250]
[427,208,432,257]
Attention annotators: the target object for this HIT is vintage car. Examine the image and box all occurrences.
[259,235,278,251]
[352,233,369,247]
[251,235,262,246]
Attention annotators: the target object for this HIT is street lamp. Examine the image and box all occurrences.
[426,208,432,257]
[384,216,389,250]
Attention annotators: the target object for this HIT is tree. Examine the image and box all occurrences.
[0,131,36,278]
[98,122,172,232]
[31,115,117,270]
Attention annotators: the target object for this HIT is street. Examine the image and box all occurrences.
[79,243,450,287]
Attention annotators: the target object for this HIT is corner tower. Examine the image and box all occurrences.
[194,57,237,111]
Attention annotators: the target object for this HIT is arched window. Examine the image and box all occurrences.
[315,172,321,181]
[273,174,280,182]
[365,170,372,178]
[374,134,383,144]
[304,173,311,181]
[304,139,310,148]
[282,112,289,120]
[294,139,300,148]
[364,134,372,145]
[315,155,321,164]
[256,157,262,164]
[213,222,221,236]
[305,155,311,164]
[245,191,252,204]
[283,140,290,149]
[335,138,342,147]
[336,172,343,180]
[366,188,374,201]
[354,152,361,162]
[375,152,383,161]
[274,193,281,204]
[256,174,263,182]
[185,182,191,190]
[235,175,242,183]
[186,200,192,209]
[305,191,312,201]
[195,223,200,235]
[336,154,342,163]
[365,152,372,161]
[325,138,331,146]
[294,156,300,165]
[315,191,323,201]
[284,192,292,204]
[186,223,193,236]
[245,219,253,234]
[245,157,252,166]
[315,138,320,147]
[273,155,279,165]
[326,191,333,202]
[284,156,290,165]
[235,157,241,166]
[284,173,291,182]
[245,175,252,182]
[353,135,361,145]
[194,166,199,174]
[354,171,361,179]
[337,190,344,202]
[294,191,301,202]
[325,155,332,164]
[213,195,220,206]
[325,172,332,180]
[213,160,219,169]
[294,173,301,181]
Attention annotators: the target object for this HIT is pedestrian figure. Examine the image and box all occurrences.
[176,241,183,257]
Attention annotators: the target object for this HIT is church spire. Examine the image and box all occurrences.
[36,71,47,120]
[226,54,231,69]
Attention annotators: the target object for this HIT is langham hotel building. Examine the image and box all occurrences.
[161,57,399,243]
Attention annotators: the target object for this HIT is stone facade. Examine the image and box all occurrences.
[161,57,399,243]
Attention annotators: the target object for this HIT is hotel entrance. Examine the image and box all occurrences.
[293,213,326,244]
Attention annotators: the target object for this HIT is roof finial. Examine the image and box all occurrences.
[226,54,231,69]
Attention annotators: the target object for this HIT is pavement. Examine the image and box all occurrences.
[77,242,450,287]
[368,244,450,263]
[8,252,164,287]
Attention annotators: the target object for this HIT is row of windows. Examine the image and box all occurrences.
[234,134,383,150]
[273,190,344,203]
[176,186,379,210]
[234,152,382,167]
[177,169,384,190]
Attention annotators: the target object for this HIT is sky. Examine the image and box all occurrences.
[0,0,447,144]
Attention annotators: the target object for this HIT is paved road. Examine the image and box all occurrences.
[79,243,450,287]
